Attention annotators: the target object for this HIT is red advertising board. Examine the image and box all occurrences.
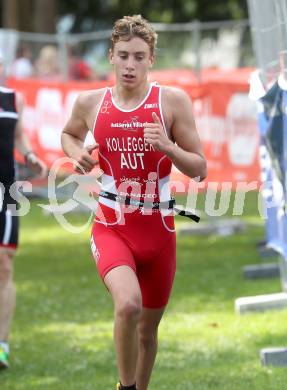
[8,68,260,188]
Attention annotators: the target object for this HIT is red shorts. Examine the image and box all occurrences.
[91,203,176,308]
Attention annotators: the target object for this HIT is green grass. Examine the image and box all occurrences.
[2,191,287,389]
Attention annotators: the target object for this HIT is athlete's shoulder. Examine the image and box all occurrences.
[161,85,190,101]
[160,85,191,114]
[73,88,107,115]
[76,88,107,106]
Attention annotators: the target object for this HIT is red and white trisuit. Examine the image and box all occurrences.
[91,83,176,308]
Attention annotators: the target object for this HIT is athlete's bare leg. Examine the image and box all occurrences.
[104,265,142,387]
[135,307,165,390]
[0,248,16,341]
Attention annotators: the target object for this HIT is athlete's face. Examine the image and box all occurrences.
[109,37,154,89]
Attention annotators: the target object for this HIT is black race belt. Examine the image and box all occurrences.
[99,190,200,223]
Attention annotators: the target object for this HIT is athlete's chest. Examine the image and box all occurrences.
[94,87,171,173]
[94,86,167,139]
[96,107,159,172]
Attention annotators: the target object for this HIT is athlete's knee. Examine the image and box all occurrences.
[115,295,142,322]
[138,324,158,348]
[0,250,14,285]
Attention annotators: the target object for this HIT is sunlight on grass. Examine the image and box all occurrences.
[33,321,113,341]
[2,195,287,389]
[30,377,61,386]
[21,224,90,244]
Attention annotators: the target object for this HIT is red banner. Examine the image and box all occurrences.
[8,68,260,188]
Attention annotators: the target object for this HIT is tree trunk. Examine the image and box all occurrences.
[2,0,19,29]
[19,0,34,32]
[34,0,57,33]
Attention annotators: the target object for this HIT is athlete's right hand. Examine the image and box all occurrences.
[73,144,99,174]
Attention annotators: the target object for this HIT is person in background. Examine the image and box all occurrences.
[68,45,97,81]
[34,45,61,81]
[10,45,34,79]
[0,50,47,369]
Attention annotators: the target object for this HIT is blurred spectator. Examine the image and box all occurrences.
[68,45,97,81]
[35,45,61,80]
[11,45,34,79]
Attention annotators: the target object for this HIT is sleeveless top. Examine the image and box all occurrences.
[0,87,19,188]
[93,83,172,209]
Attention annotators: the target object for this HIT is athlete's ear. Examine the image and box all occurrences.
[149,54,155,69]
[109,48,114,65]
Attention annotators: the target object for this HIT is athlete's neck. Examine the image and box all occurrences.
[112,81,150,110]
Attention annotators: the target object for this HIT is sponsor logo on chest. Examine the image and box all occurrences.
[144,103,158,109]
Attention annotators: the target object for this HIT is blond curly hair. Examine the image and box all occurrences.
[111,15,157,55]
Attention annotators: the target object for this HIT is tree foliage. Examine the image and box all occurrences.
[1,0,248,33]
[58,0,248,32]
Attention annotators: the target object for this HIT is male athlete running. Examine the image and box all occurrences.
[61,15,206,390]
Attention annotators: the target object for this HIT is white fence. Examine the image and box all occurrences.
[0,19,253,81]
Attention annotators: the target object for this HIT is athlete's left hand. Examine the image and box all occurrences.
[26,153,48,179]
[144,112,174,154]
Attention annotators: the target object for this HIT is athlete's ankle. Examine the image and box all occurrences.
[118,382,137,390]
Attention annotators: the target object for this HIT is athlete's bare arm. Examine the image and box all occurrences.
[144,87,207,181]
[61,89,105,173]
[14,93,47,177]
